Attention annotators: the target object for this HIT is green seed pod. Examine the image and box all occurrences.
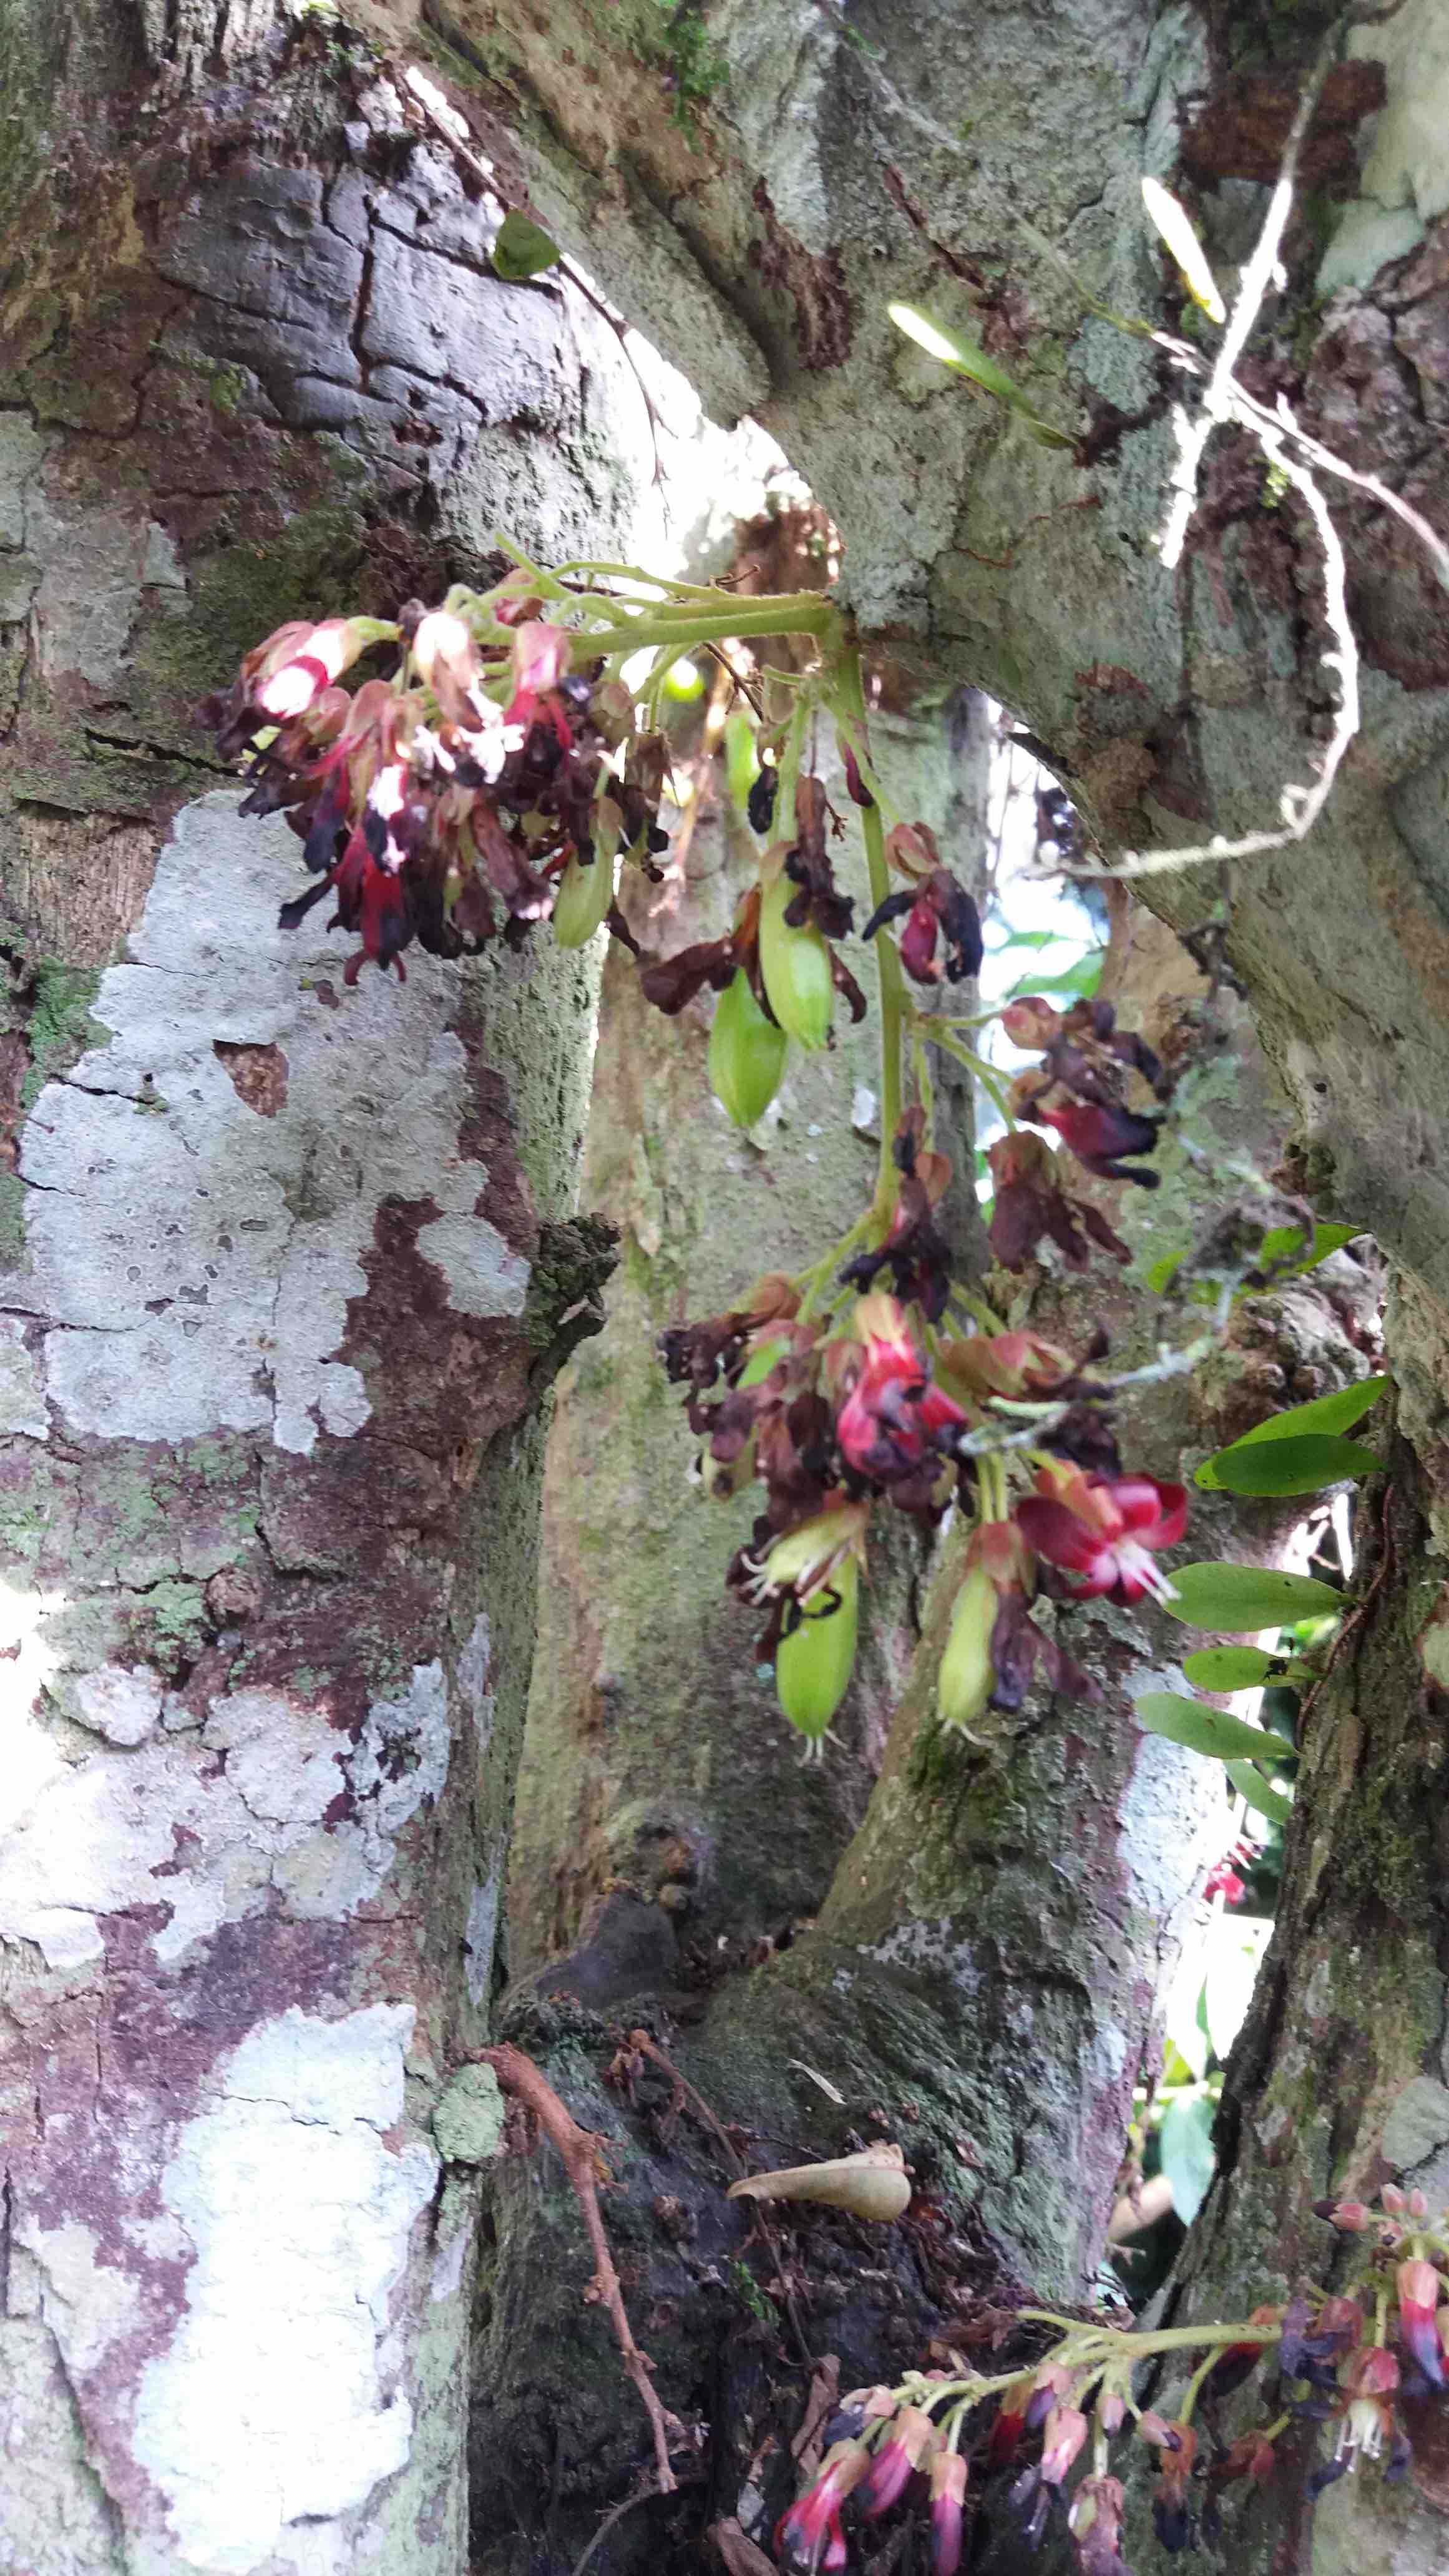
[937,1559,997,1731]
[758,872,833,1051]
[551,849,613,949]
[776,1558,859,1744]
[709,970,789,1128]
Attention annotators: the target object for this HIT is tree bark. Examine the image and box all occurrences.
[0,14,655,2572]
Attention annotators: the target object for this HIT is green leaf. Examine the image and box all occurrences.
[1196,1376,1389,1488]
[1161,1563,1342,1631]
[1254,1219,1359,1277]
[1005,952,1105,1000]
[1204,1916,1271,2061]
[1163,1956,1210,2082]
[492,211,562,280]
[1141,177,1227,324]
[1199,1433,1380,1498]
[1158,2091,1216,2225]
[1223,1759,1294,1827]
[1183,1646,1276,1690]
[993,929,1064,952]
[1145,1249,1184,1295]
[1134,1693,1297,1761]
[887,303,1076,446]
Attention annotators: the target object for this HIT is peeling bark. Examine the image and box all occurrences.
[0,13,656,2570]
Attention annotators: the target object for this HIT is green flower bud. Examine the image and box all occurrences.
[776,1556,859,1745]
[937,1559,997,1731]
[758,872,833,1051]
[709,970,789,1127]
[551,849,613,949]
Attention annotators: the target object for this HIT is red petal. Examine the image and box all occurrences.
[1015,1498,1118,1587]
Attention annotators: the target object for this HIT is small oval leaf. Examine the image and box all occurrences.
[492,210,562,280]
[1183,1646,1276,1690]
[1199,1433,1380,1498]
[1141,177,1227,324]
[1162,1563,1341,1631]
[1229,1373,1390,1447]
[1134,1694,1297,1761]
[1223,1759,1294,1827]
[1158,2090,1217,2226]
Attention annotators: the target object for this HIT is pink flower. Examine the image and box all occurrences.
[1204,1859,1246,1904]
[1397,2258,1444,2388]
[928,2452,968,2576]
[864,2405,936,2513]
[776,2442,869,2571]
[1015,1468,1187,1606]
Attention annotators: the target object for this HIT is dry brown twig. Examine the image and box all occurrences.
[478,2042,679,2494]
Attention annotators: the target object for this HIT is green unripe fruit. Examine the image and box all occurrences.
[710,971,789,1128]
[724,708,759,814]
[937,1560,997,1731]
[776,1558,859,1744]
[552,849,613,949]
[758,872,833,1051]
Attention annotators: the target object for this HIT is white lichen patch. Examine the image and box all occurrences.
[69,1662,165,1747]
[130,2004,437,2574]
[0,1317,48,1437]
[7,793,529,1453]
[0,1664,456,1968]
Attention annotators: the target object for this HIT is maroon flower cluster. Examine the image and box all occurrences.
[204,607,668,985]
[771,2195,1449,2575]
[988,996,1173,1271]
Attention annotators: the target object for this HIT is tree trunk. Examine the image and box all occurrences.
[506,676,960,1981]
[472,897,1377,2572]
[1128,1279,1449,2575]
[0,14,653,2571]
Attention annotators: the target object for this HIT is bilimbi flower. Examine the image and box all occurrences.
[830,1295,967,1498]
[1332,2344,1400,2468]
[927,2451,968,2576]
[1068,2473,1130,2575]
[1397,2258,1445,2386]
[863,2406,937,2512]
[1015,1462,1188,1606]
[864,818,983,988]
[776,2439,870,2571]
[207,600,669,986]
[1148,2419,1196,2552]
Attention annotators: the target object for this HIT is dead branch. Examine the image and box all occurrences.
[478,2042,678,2494]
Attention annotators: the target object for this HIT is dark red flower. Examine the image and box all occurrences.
[986,1131,1131,1272]
[1037,1098,1163,1185]
[831,1295,967,1495]
[1016,1468,1187,1606]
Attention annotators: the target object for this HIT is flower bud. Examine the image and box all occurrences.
[1382,2183,1407,2215]
[1000,995,1063,1049]
[776,1556,859,1745]
[709,967,789,1127]
[1040,2404,1088,2486]
[759,871,834,1050]
[928,2451,968,2576]
[1397,2258,1445,2388]
[937,1559,997,1732]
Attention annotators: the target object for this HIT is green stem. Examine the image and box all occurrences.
[567,598,841,660]
[931,1027,1016,1130]
[830,647,905,1222]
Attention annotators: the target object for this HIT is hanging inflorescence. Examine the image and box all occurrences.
[773,2187,1449,2574]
